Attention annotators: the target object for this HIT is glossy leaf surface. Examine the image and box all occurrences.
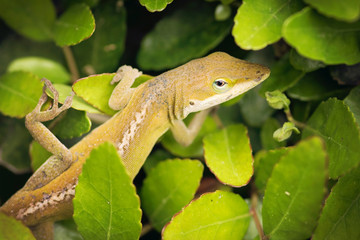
[163,191,250,240]
[73,143,142,240]
[203,124,253,187]
[263,137,326,240]
[140,159,203,231]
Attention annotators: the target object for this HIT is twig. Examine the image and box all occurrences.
[140,223,152,237]
[250,190,266,240]
[62,46,80,82]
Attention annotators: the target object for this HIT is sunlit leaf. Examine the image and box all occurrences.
[283,7,360,65]
[203,124,253,187]
[0,212,35,240]
[140,159,203,231]
[263,137,326,240]
[73,74,152,115]
[54,4,95,47]
[139,0,174,12]
[8,57,70,84]
[0,71,42,118]
[302,98,360,178]
[304,0,360,22]
[313,165,360,240]
[232,0,303,50]
[162,191,250,240]
[0,0,55,41]
[47,83,102,114]
[73,143,141,240]
[137,2,231,70]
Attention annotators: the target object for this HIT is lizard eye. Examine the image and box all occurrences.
[212,78,231,93]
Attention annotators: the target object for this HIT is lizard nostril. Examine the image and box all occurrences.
[189,101,195,105]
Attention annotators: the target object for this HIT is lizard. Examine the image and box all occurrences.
[0,52,270,239]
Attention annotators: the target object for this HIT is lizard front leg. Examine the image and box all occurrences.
[23,78,74,191]
[108,65,142,110]
[170,108,212,147]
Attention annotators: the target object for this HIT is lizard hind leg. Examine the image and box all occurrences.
[24,78,74,190]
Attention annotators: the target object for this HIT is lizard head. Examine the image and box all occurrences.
[180,52,270,118]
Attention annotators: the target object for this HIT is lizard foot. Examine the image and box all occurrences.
[111,65,142,85]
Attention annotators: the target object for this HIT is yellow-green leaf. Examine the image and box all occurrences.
[203,124,253,187]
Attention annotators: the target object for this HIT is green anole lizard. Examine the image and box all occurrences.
[0,52,270,239]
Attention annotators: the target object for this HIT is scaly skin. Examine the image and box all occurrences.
[0,52,270,236]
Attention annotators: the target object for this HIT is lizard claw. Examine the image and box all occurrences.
[111,65,142,85]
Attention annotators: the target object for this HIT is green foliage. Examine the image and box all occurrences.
[0,212,35,240]
[1,0,360,239]
[140,159,203,231]
[73,143,141,240]
[162,191,250,239]
[137,1,232,70]
[263,137,326,239]
[302,99,360,179]
[203,124,253,187]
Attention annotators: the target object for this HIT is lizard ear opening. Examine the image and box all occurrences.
[212,78,233,93]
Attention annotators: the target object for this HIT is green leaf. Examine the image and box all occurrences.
[203,124,253,187]
[302,98,360,179]
[8,57,70,84]
[162,190,250,239]
[344,86,360,126]
[313,165,360,240]
[30,141,52,171]
[260,118,286,150]
[139,0,174,12]
[137,2,232,70]
[289,49,325,72]
[140,159,203,231]
[259,54,305,97]
[0,212,35,240]
[283,7,360,65]
[73,4,126,75]
[54,219,83,240]
[73,142,141,240]
[54,4,95,47]
[162,115,217,158]
[254,148,289,192]
[232,0,303,50]
[72,74,152,115]
[262,137,326,240]
[47,83,102,114]
[0,117,32,173]
[304,0,360,22]
[239,87,275,127]
[0,71,42,118]
[287,69,349,101]
[52,109,91,139]
[0,0,55,41]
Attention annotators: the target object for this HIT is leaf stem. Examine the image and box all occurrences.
[250,190,266,240]
[140,223,152,237]
[62,46,79,82]
[284,109,307,129]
